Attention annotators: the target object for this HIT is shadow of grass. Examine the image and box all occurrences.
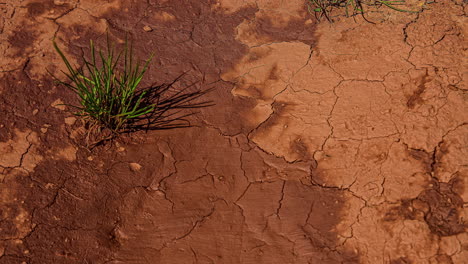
[126,72,214,132]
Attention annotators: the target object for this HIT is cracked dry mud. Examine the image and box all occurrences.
[0,0,467,263]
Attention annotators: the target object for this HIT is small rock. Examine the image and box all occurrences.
[51,99,66,111]
[114,228,129,239]
[32,109,39,115]
[129,162,142,172]
[64,117,76,125]
[40,127,48,134]
[143,25,153,32]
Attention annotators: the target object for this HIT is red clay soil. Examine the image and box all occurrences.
[1,0,467,263]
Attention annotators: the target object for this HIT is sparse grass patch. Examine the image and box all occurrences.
[53,36,211,147]
[307,0,431,22]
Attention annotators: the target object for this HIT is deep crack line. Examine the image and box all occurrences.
[275,180,286,218]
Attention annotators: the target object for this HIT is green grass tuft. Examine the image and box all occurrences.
[53,36,212,146]
[53,36,155,133]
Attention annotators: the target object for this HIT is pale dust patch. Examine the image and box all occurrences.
[0,130,43,171]
[129,162,142,172]
[0,6,55,72]
[153,11,176,21]
[78,0,121,17]
[51,145,77,162]
[53,0,77,5]
[211,0,255,14]
[223,42,334,161]
[51,98,66,111]
[0,169,32,240]
[40,124,51,134]
[451,232,468,263]
[64,116,77,125]
[290,52,342,94]
[55,7,108,40]
[21,132,43,172]
[214,0,304,16]
[330,81,398,140]
[4,10,59,79]
[333,192,365,245]
[255,0,304,13]
[314,22,412,81]
[348,205,439,264]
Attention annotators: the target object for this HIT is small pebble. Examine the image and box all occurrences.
[64,117,76,125]
[143,25,153,32]
[51,99,65,110]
